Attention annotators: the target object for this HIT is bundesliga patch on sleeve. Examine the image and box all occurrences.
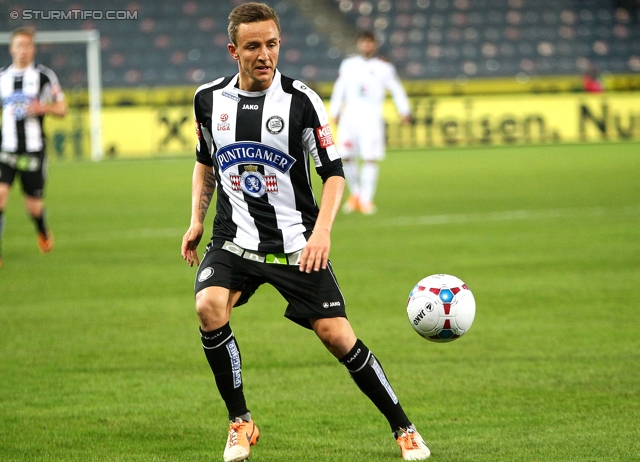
[316,124,334,149]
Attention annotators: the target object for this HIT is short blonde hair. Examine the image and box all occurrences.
[11,27,36,45]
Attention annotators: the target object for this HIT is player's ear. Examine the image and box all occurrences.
[228,43,239,61]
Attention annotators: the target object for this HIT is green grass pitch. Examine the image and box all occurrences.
[1,143,639,461]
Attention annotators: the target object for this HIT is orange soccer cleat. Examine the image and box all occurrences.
[223,418,260,462]
[37,231,54,254]
[341,194,360,214]
[396,426,431,460]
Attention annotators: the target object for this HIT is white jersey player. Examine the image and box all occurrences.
[329,31,411,214]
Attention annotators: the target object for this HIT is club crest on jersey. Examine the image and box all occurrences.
[266,116,285,134]
[216,141,296,173]
[230,165,278,197]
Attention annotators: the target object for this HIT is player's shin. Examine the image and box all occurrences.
[342,159,360,197]
[31,209,48,235]
[359,162,379,206]
[339,339,412,431]
[200,323,250,421]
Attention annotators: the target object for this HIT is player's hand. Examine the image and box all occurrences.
[25,101,47,116]
[299,229,330,273]
[181,223,204,267]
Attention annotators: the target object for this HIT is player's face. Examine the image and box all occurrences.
[357,37,377,58]
[10,34,36,69]
[229,20,280,92]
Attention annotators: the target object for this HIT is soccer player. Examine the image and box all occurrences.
[0,27,67,267]
[329,30,412,215]
[181,3,430,461]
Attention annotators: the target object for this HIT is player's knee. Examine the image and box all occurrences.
[195,289,229,330]
[312,317,356,358]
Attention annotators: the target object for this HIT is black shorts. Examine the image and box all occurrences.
[0,151,47,198]
[194,242,347,329]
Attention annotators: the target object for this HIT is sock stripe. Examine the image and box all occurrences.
[351,350,372,373]
[201,332,234,350]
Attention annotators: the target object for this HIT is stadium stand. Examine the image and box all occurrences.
[0,0,638,90]
[331,0,640,80]
[0,0,339,89]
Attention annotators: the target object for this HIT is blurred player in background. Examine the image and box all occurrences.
[0,27,68,267]
[582,65,605,93]
[181,3,430,461]
[330,31,411,215]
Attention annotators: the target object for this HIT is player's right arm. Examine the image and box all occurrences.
[181,161,216,267]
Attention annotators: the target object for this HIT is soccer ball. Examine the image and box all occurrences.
[406,274,476,342]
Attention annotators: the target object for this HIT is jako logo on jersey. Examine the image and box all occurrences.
[316,124,334,149]
[242,104,259,110]
[216,142,296,174]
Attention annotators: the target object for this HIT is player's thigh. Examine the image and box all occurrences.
[358,128,385,162]
[194,247,263,307]
[336,119,360,160]
[0,181,11,209]
[0,163,17,201]
[20,167,46,199]
[266,261,346,329]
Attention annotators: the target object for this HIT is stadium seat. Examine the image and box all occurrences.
[1,0,638,88]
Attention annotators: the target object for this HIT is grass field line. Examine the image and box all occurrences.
[366,204,640,228]
[7,205,639,247]
[63,204,640,242]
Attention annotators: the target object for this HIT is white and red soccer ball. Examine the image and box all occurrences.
[406,274,476,342]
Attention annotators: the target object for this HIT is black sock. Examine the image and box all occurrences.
[31,211,47,235]
[340,339,412,432]
[200,323,249,421]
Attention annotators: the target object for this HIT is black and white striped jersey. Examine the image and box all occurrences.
[194,70,344,254]
[0,63,64,153]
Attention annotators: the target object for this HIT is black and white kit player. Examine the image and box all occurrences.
[180,3,430,461]
[0,27,68,266]
[193,70,342,257]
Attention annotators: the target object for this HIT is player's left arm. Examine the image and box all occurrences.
[386,65,412,124]
[295,82,345,273]
[299,174,345,273]
[33,67,68,117]
[26,99,68,117]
